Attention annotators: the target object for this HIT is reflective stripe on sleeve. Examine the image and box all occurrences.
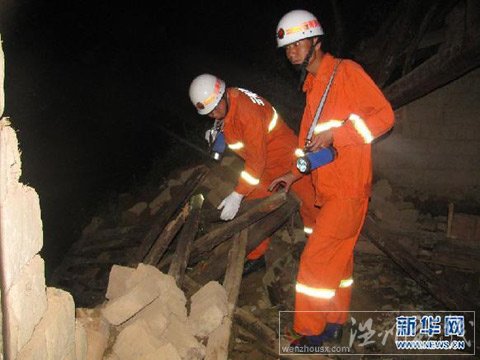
[304,227,313,235]
[348,113,373,143]
[228,142,244,150]
[339,278,353,288]
[240,171,260,185]
[268,107,278,132]
[313,120,344,134]
[296,283,336,299]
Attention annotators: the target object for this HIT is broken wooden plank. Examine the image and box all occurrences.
[135,165,209,263]
[362,215,478,310]
[168,194,204,287]
[189,192,287,264]
[205,229,247,359]
[190,195,299,285]
[143,203,189,265]
[158,192,287,270]
[201,198,264,224]
[234,307,276,348]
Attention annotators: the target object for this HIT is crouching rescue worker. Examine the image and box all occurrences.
[189,73,319,275]
[269,10,395,348]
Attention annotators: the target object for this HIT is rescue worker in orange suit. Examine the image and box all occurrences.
[189,73,319,274]
[269,10,395,347]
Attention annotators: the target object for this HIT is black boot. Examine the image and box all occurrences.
[242,256,266,276]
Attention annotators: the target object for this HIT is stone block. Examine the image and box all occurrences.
[101,275,162,325]
[5,255,47,358]
[163,315,205,360]
[75,319,88,360]
[123,297,169,337]
[112,319,166,359]
[17,288,75,360]
[1,184,43,290]
[0,120,22,202]
[143,343,181,360]
[0,37,4,116]
[76,308,110,360]
[105,264,135,300]
[188,281,228,338]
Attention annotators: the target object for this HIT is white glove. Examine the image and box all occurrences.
[217,191,244,221]
[205,129,218,143]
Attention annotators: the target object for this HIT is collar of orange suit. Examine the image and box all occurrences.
[302,52,337,93]
[223,88,236,125]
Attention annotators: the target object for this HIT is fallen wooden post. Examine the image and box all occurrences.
[158,192,287,270]
[205,229,248,359]
[189,192,287,264]
[234,307,276,348]
[168,194,204,287]
[362,214,478,311]
[143,203,189,265]
[201,198,264,223]
[190,195,299,285]
[135,165,209,263]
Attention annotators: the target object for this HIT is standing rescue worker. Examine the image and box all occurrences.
[269,10,395,347]
[189,74,319,274]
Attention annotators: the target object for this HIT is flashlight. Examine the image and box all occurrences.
[210,132,226,161]
[296,146,337,174]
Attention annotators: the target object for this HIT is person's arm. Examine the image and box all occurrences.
[218,104,268,221]
[233,110,268,196]
[332,62,395,147]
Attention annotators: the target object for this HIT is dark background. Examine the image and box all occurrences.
[0,0,393,279]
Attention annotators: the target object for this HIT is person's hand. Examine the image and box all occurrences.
[205,129,218,143]
[217,191,244,220]
[306,129,333,152]
[268,171,300,193]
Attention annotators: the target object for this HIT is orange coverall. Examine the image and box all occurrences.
[293,53,394,335]
[222,87,319,260]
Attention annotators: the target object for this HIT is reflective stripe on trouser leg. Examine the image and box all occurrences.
[327,257,354,325]
[294,198,368,335]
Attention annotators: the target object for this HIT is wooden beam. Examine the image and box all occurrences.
[361,215,478,310]
[135,166,208,263]
[201,198,263,224]
[190,195,299,285]
[384,32,480,109]
[189,192,287,264]
[159,192,287,270]
[143,203,189,265]
[168,194,204,287]
[205,229,248,359]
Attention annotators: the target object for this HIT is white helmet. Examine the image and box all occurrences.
[276,10,324,48]
[189,74,226,115]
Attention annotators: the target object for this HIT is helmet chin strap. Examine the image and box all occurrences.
[297,39,316,90]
